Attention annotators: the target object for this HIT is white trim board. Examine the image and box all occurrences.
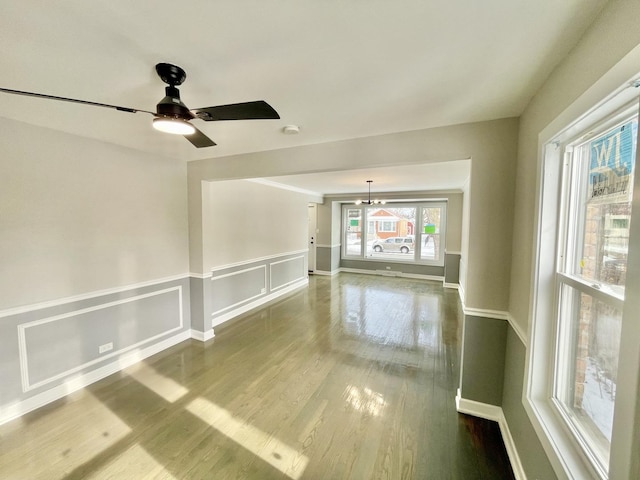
[456,390,527,480]
[212,278,308,328]
[210,250,308,273]
[191,329,215,342]
[17,286,184,393]
[0,273,190,319]
[507,314,528,345]
[269,255,306,292]
[311,270,340,276]
[0,330,191,426]
[211,265,268,316]
[462,305,509,321]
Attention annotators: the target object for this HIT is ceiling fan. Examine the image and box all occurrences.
[0,63,280,148]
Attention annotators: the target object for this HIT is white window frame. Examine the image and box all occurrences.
[526,77,640,480]
[341,201,447,266]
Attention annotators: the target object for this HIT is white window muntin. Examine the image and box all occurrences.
[527,92,639,480]
[341,201,446,266]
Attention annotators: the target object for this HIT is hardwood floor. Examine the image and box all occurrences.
[0,273,515,479]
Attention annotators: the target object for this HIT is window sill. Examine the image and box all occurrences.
[525,395,605,479]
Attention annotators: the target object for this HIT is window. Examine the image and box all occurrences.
[344,208,362,256]
[379,221,396,232]
[528,93,639,479]
[342,202,446,265]
[553,115,636,471]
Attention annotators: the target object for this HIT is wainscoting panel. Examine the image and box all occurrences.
[270,255,306,291]
[211,266,267,315]
[209,251,308,328]
[18,287,183,392]
[0,276,191,425]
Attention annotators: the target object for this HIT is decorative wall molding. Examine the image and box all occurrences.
[507,314,528,345]
[1,330,191,426]
[17,286,184,393]
[443,282,459,290]
[212,278,308,328]
[456,390,526,480]
[190,271,213,279]
[210,250,308,273]
[269,255,306,292]
[461,305,510,321]
[211,265,267,316]
[0,273,190,319]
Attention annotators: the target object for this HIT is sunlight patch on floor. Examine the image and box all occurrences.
[86,443,177,480]
[186,397,308,480]
[125,363,188,403]
[344,385,387,417]
[0,392,131,480]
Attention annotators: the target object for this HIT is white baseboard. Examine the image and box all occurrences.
[456,390,527,480]
[0,330,191,426]
[191,328,215,342]
[311,270,339,276]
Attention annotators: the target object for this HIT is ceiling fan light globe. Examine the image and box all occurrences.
[152,117,196,135]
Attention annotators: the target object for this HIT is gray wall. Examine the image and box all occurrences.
[209,251,308,328]
[0,118,189,309]
[188,118,517,313]
[0,117,190,422]
[190,179,312,334]
[508,1,640,477]
[459,315,507,406]
[201,180,312,271]
[501,327,557,479]
[444,253,461,285]
[0,277,190,420]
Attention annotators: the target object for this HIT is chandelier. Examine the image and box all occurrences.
[355,180,386,205]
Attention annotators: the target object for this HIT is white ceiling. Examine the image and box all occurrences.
[0,1,607,193]
[259,160,471,196]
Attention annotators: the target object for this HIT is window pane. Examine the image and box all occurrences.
[555,284,622,468]
[366,207,416,260]
[570,119,637,293]
[420,207,442,261]
[345,208,362,256]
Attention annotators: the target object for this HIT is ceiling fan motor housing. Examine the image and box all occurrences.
[156,86,193,119]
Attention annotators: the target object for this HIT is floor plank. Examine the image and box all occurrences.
[0,273,515,479]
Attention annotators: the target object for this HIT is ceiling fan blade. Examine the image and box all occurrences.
[0,87,154,114]
[184,125,216,148]
[193,100,280,121]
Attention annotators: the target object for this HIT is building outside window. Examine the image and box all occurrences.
[342,202,446,266]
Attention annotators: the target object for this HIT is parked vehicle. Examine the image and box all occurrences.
[371,236,415,253]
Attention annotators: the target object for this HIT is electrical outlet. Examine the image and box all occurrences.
[99,342,113,354]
